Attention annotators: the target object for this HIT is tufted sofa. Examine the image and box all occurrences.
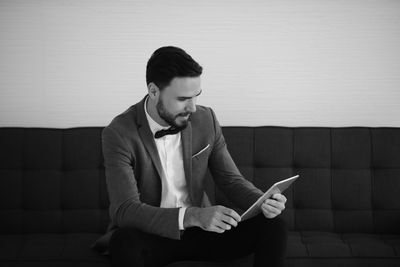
[0,127,399,267]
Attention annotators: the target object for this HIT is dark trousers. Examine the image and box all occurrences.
[109,214,287,267]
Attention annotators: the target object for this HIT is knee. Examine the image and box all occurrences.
[257,215,288,240]
[109,228,148,267]
[255,216,288,255]
[110,228,146,252]
[111,228,132,246]
[269,216,287,233]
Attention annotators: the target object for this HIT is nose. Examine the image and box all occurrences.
[186,99,196,113]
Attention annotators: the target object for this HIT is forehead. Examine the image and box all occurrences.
[162,77,201,97]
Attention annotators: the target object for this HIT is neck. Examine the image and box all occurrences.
[146,96,170,127]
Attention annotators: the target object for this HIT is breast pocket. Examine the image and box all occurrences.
[192,144,210,159]
[192,144,210,179]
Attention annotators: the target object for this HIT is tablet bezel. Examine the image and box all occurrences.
[240,175,299,221]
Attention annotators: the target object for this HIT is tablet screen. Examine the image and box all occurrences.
[240,175,299,221]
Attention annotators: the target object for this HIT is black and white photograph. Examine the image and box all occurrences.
[0,1,399,267]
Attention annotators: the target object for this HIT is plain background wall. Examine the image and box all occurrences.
[1,0,399,127]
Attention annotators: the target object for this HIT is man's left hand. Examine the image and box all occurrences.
[261,193,287,219]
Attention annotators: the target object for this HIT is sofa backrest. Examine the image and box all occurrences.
[0,127,399,235]
[0,128,109,234]
[218,127,400,235]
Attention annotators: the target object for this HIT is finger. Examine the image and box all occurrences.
[214,219,232,231]
[220,213,238,227]
[272,193,287,203]
[220,207,241,222]
[261,204,275,218]
[262,202,281,215]
[209,225,225,233]
[261,206,274,218]
[206,217,227,233]
[261,205,277,218]
[262,206,280,217]
[265,199,285,210]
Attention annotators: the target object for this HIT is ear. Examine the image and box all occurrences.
[147,82,159,100]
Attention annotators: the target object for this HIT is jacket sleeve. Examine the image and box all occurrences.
[207,109,263,210]
[102,126,181,240]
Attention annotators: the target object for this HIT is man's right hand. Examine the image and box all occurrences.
[183,206,241,233]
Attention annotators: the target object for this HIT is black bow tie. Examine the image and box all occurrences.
[154,126,183,139]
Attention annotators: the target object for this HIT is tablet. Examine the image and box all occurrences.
[240,175,299,221]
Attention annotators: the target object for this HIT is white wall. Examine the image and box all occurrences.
[1,0,399,127]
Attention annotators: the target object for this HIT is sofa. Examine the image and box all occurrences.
[0,126,399,267]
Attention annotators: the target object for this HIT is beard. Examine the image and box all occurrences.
[156,98,191,129]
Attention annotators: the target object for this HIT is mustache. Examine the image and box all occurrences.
[177,112,191,117]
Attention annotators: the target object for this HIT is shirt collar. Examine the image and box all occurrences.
[144,95,170,135]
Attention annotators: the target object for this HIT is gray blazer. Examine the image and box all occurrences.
[93,96,263,254]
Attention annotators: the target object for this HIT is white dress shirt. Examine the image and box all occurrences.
[144,96,191,230]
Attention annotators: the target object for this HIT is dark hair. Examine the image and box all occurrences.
[146,46,203,90]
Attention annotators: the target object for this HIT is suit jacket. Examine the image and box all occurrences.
[93,96,263,254]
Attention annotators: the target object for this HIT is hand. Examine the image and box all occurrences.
[261,193,287,219]
[184,205,241,233]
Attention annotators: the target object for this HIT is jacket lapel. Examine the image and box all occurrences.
[181,121,193,204]
[136,95,195,205]
[136,96,164,181]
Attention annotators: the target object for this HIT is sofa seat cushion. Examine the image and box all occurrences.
[163,231,400,267]
[1,232,399,267]
[165,254,254,267]
[0,233,108,266]
[287,231,400,258]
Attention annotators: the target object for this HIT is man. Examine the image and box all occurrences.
[93,46,288,267]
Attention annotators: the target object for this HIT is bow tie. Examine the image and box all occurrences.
[154,126,183,139]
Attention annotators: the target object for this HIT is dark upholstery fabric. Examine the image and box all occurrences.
[219,127,400,235]
[0,128,109,235]
[0,233,109,266]
[1,127,399,267]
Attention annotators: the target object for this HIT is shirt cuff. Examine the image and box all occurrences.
[178,207,187,230]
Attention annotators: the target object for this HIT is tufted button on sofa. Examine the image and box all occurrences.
[0,127,399,267]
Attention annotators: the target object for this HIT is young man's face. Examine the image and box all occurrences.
[156,76,202,128]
